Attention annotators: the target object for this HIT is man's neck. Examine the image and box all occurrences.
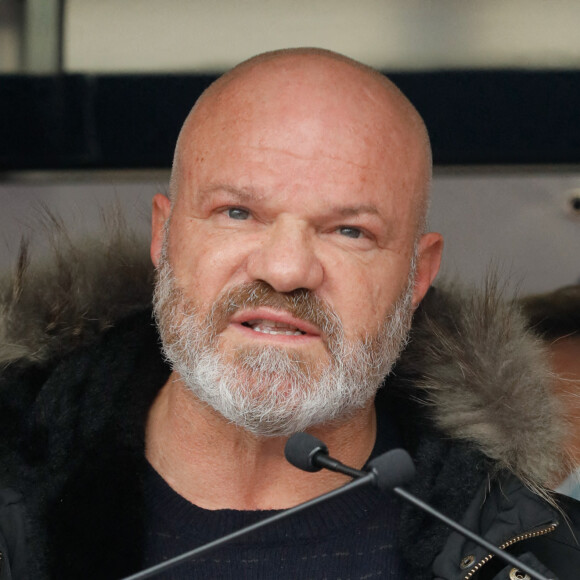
[145,372,377,510]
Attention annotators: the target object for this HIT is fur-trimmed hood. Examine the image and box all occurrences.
[0,217,568,493]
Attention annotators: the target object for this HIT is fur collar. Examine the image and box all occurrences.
[0,213,153,365]
[0,216,568,493]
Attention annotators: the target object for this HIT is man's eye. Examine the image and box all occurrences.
[226,207,250,220]
[338,226,363,239]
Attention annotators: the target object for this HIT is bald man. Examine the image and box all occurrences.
[1,49,579,580]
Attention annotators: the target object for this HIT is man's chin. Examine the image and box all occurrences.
[226,342,330,373]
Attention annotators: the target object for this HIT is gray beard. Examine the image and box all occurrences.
[153,256,416,437]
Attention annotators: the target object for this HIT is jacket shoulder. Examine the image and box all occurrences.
[432,475,580,579]
[0,213,154,369]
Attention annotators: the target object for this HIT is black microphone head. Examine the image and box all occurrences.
[367,448,416,491]
[285,432,329,472]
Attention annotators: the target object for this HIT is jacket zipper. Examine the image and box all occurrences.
[462,523,558,579]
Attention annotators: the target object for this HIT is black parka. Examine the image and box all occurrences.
[1,232,579,579]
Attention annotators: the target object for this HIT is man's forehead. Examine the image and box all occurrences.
[182,78,421,180]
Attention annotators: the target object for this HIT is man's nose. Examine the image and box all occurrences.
[246,218,324,293]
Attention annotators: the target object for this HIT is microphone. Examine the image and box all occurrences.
[286,432,553,580]
[284,431,369,478]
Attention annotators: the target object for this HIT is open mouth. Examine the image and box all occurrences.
[230,308,320,340]
[241,320,306,336]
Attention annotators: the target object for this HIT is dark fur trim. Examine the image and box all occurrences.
[0,209,154,367]
[398,277,569,494]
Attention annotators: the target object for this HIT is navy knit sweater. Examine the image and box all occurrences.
[143,409,405,579]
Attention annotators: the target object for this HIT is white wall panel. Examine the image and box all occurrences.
[430,170,580,293]
[1,169,579,295]
[64,0,580,73]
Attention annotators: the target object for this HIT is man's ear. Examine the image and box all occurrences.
[151,193,172,268]
[411,232,444,308]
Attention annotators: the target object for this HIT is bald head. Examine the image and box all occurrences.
[150,49,444,424]
[169,48,432,234]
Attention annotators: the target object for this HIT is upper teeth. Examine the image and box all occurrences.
[245,319,305,336]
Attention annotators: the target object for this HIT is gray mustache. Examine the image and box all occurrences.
[208,281,342,341]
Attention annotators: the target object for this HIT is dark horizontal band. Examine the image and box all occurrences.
[1,70,579,170]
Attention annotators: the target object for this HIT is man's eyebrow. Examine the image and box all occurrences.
[199,184,260,202]
[330,204,380,218]
[198,187,381,218]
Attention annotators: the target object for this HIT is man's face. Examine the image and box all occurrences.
[151,58,442,433]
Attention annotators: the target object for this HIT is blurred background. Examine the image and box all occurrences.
[1,0,579,294]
